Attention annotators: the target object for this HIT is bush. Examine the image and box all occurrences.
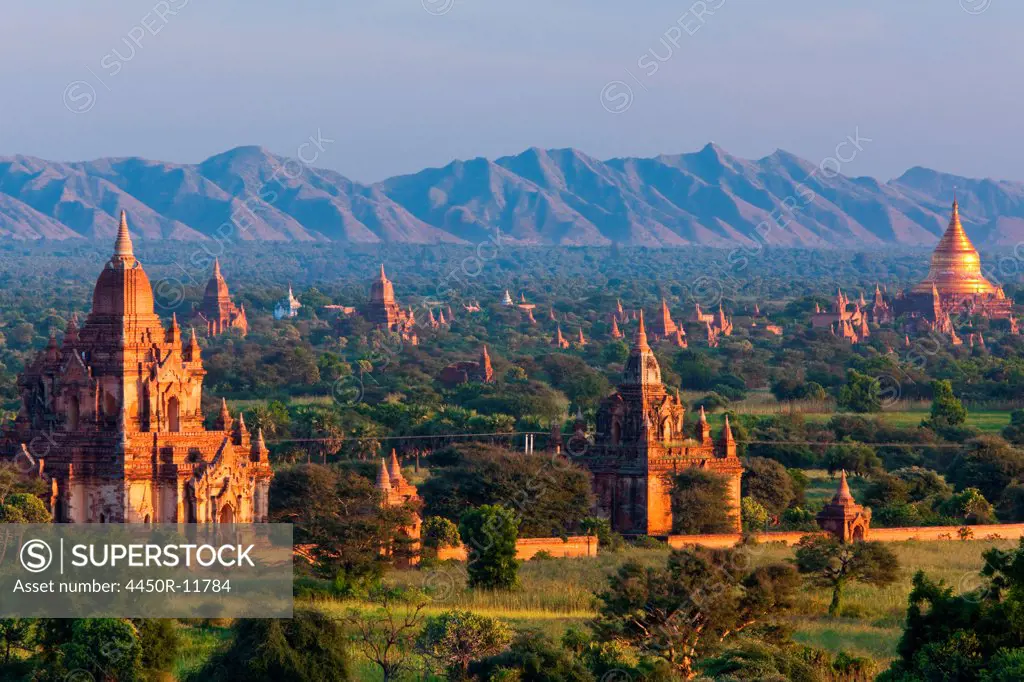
[188,610,352,681]
[135,618,181,672]
[580,517,624,553]
[459,505,520,590]
[417,610,512,680]
[670,469,735,534]
[469,631,594,682]
[741,497,770,532]
[423,516,462,554]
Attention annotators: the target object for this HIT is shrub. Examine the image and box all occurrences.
[459,505,520,590]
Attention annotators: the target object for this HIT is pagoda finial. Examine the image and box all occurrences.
[379,263,387,280]
[113,210,135,261]
[388,449,405,485]
[634,309,649,350]
[213,258,221,277]
[834,470,854,503]
[699,405,708,423]
[376,457,392,491]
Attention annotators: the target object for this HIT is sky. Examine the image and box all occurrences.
[2,0,1021,183]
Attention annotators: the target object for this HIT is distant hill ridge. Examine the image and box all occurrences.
[2,143,1022,248]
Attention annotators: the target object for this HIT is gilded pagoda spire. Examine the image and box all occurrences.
[912,198,1000,296]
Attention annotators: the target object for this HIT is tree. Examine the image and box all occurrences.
[947,436,1024,503]
[417,610,512,680]
[0,619,31,668]
[1002,409,1024,446]
[459,505,520,590]
[593,547,798,678]
[269,464,417,584]
[134,618,181,674]
[880,540,1024,680]
[892,466,952,501]
[345,586,427,682]
[191,610,351,681]
[580,516,625,553]
[469,631,594,682]
[670,469,736,534]
[924,379,967,429]
[794,536,899,616]
[741,497,769,532]
[420,443,594,537]
[35,618,143,682]
[422,516,461,556]
[823,441,881,477]
[741,457,795,516]
[0,492,50,522]
[837,370,881,413]
[938,487,996,524]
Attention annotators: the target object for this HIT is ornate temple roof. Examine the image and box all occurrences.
[912,199,1001,296]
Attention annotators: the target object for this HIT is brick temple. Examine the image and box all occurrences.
[576,311,742,536]
[191,258,248,337]
[2,212,273,523]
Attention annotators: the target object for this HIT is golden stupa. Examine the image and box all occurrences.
[911,199,1002,296]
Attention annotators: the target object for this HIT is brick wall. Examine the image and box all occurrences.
[667,524,1024,550]
[435,535,599,561]
[870,523,1024,542]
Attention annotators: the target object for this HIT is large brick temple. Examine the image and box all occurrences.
[191,258,248,337]
[577,311,742,536]
[894,199,1012,323]
[2,212,273,523]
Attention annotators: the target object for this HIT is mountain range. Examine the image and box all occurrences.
[2,144,1023,248]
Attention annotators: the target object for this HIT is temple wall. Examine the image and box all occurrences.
[869,524,1024,542]
[667,524,1024,549]
[436,535,599,561]
[646,472,673,535]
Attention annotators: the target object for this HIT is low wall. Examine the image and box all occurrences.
[667,533,742,549]
[436,535,599,561]
[870,523,1024,542]
[667,524,1024,549]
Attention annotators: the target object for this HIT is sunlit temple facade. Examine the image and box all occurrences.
[895,199,1012,323]
[575,311,742,536]
[2,212,273,523]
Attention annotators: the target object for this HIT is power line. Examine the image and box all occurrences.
[264,432,976,449]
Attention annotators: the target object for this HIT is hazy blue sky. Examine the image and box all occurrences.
[2,0,1020,182]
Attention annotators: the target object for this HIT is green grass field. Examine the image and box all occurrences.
[297,537,1015,675]
[797,409,1010,434]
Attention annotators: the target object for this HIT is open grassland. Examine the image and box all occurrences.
[797,409,1010,434]
[173,539,1019,677]
[321,538,1019,669]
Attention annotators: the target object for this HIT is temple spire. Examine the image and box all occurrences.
[213,258,221,277]
[634,309,650,351]
[113,210,135,262]
[834,470,854,503]
[388,449,405,485]
[376,457,392,491]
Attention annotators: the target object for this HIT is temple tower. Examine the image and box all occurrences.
[3,212,273,523]
[580,310,743,535]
